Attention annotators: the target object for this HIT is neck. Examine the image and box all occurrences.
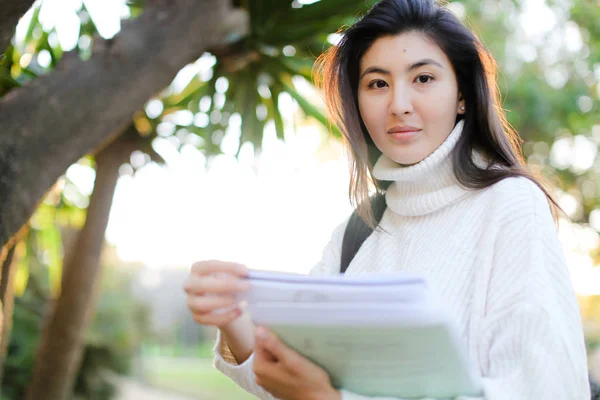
[372,120,472,216]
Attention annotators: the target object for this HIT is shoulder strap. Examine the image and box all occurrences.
[340,192,387,274]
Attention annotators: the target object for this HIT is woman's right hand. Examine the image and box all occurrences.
[183,260,250,328]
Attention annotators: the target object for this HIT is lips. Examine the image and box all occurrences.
[387,126,421,141]
[387,126,421,134]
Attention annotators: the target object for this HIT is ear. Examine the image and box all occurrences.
[457,92,465,115]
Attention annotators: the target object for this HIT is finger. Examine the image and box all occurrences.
[190,260,248,277]
[184,275,249,295]
[186,294,237,314]
[191,307,242,327]
[253,344,279,384]
[255,327,305,370]
[255,338,278,363]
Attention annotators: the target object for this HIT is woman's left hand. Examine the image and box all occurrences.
[252,326,341,400]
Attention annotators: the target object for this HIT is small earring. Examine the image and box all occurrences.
[460,106,465,111]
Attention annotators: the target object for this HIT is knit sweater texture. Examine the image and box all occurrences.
[213,120,591,400]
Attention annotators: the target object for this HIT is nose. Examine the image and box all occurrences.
[389,85,413,116]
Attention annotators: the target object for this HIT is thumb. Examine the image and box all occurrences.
[255,333,277,363]
[255,326,299,365]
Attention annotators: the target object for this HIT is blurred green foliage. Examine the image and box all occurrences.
[1,259,150,400]
[5,0,599,228]
[458,0,599,228]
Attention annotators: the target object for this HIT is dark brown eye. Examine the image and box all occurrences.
[416,75,434,84]
[369,79,388,89]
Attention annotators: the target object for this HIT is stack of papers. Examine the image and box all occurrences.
[239,270,482,399]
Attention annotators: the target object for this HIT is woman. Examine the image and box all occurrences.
[183,0,591,399]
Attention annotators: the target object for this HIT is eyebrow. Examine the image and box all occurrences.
[360,58,444,80]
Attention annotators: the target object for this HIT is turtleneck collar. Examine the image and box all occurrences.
[372,120,473,216]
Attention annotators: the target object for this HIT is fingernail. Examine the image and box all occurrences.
[238,281,250,290]
[232,263,246,275]
[256,327,269,341]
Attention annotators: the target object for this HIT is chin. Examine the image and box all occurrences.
[390,153,425,167]
[398,161,420,167]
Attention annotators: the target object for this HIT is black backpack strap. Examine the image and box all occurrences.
[340,192,387,274]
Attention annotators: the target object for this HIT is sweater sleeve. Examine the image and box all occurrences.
[471,182,590,399]
[331,183,591,400]
[212,330,281,400]
[338,391,481,400]
[211,218,349,399]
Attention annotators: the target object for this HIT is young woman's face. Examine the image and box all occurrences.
[358,31,465,166]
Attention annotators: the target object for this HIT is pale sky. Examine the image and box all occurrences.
[104,125,353,275]
[16,0,600,294]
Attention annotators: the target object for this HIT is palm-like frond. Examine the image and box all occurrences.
[149,0,369,156]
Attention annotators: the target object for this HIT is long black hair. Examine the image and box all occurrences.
[315,0,561,226]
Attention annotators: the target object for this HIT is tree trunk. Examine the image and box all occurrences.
[26,128,142,400]
[0,0,248,253]
[0,243,16,382]
[0,0,36,53]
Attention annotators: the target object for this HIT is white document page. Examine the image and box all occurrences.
[239,270,430,305]
[241,270,483,399]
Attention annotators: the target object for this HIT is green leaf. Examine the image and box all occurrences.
[18,67,38,80]
[45,28,64,60]
[283,0,375,24]
[38,223,63,296]
[256,0,377,44]
[23,5,42,47]
[250,0,293,36]
[165,77,207,108]
[240,76,262,149]
[163,63,220,121]
[37,31,60,68]
[80,2,101,37]
[265,55,313,83]
[280,79,339,136]
[269,83,286,139]
[0,68,21,91]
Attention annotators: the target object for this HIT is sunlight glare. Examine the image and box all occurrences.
[82,0,122,39]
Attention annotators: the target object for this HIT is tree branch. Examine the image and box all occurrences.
[0,0,36,53]
[0,243,17,383]
[0,0,248,249]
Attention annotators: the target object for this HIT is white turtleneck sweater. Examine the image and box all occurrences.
[213,120,590,400]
